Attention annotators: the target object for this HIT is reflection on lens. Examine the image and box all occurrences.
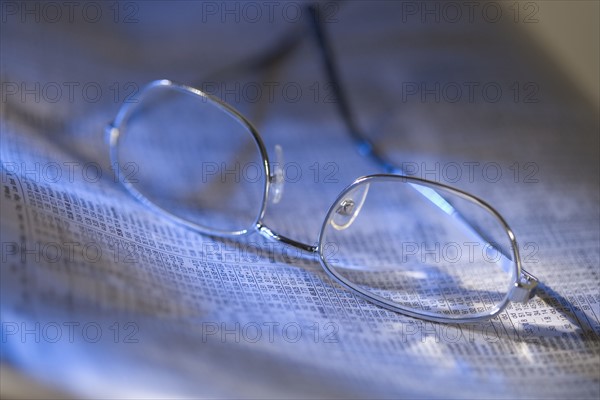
[115,83,266,234]
[319,176,517,320]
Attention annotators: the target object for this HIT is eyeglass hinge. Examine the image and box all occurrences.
[509,269,539,303]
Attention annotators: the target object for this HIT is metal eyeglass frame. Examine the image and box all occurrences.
[107,5,539,323]
[107,76,538,324]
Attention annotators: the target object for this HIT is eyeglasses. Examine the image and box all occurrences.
[106,8,538,324]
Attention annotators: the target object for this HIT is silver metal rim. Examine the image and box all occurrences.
[316,174,521,323]
[108,79,271,237]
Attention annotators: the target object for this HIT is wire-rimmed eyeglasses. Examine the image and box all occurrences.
[106,7,538,324]
[107,77,538,324]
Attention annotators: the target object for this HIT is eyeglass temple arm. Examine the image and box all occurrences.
[306,5,538,302]
[306,5,397,174]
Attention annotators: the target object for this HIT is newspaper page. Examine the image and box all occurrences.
[1,2,599,398]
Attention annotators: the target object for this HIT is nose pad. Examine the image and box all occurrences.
[330,183,370,230]
[270,144,285,204]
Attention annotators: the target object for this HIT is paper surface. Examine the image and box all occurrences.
[1,2,599,398]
